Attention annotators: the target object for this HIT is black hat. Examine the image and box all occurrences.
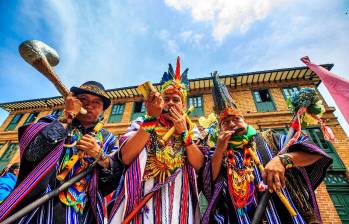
[70,81,111,110]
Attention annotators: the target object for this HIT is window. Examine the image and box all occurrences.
[131,102,145,121]
[281,86,299,100]
[5,114,23,131]
[51,109,63,117]
[23,112,39,125]
[108,104,125,123]
[303,128,345,171]
[252,89,276,112]
[303,127,349,223]
[187,96,204,117]
[0,143,19,170]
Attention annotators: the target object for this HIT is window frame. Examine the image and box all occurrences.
[187,95,204,117]
[108,103,125,123]
[281,86,300,101]
[130,101,146,121]
[23,112,39,125]
[5,114,24,131]
[252,89,276,112]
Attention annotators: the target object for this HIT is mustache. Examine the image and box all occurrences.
[162,108,169,114]
[234,127,245,133]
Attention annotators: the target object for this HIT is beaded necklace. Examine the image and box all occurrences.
[143,116,188,183]
[58,126,104,214]
[225,125,257,215]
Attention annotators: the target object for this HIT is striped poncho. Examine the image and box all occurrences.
[201,130,332,224]
[109,117,203,224]
[0,116,123,224]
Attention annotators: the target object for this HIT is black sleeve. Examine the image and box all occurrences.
[97,160,124,197]
[97,136,125,196]
[24,120,66,162]
[12,121,65,215]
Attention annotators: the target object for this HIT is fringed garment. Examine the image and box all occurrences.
[0,116,122,224]
[109,117,202,224]
[201,130,332,224]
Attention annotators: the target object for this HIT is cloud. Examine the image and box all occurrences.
[158,29,180,54]
[130,22,149,35]
[17,0,146,89]
[180,31,203,46]
[164,0,290,42]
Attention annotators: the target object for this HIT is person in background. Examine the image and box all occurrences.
[0,163,20,203]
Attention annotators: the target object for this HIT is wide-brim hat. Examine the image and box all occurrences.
[70,81,111,110]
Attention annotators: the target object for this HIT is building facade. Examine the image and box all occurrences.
[0,65,348,223]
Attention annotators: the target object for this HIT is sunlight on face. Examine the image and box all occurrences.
[220,115,247,135]
[162,93,184,111]
[76,94,104,125]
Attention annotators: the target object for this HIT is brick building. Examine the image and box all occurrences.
[0,65,348,223]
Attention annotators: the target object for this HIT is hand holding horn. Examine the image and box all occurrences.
[18,40,86,114]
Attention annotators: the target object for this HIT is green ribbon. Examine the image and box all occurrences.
[229,125,257,148]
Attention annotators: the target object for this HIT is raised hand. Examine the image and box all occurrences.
[63,93,82,122]
[145,91,163,118]
[167,104,187,134]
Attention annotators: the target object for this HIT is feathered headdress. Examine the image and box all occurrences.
[211,71,242,120]
[160,56,189,101]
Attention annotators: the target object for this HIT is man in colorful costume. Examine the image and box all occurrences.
[200,72,333,224]
[0,81,124,224]
[109,57,204,223]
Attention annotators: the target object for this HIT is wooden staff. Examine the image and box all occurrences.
[246,148,297,219]
[122,191,155,224]
[0,167,93,224]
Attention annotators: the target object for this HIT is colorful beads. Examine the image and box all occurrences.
[141,115,158,133]
[181,130,193,147]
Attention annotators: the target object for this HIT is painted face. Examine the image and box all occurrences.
[75,94,104,126]
[220,115,247,135]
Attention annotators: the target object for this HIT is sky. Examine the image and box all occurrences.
[0,0,348,135]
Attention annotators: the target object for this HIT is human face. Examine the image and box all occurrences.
[13,168,20,177]
[220,115,247,135]
[162,93,184,112]
[75,94,104,126]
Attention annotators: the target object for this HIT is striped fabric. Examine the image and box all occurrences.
[201,130,332,224]
[0,122,63,222]
[1,117,120,224]
[109,121,202,224]
[19,122,50,159]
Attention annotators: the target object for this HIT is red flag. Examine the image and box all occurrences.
[301,56,349,124]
